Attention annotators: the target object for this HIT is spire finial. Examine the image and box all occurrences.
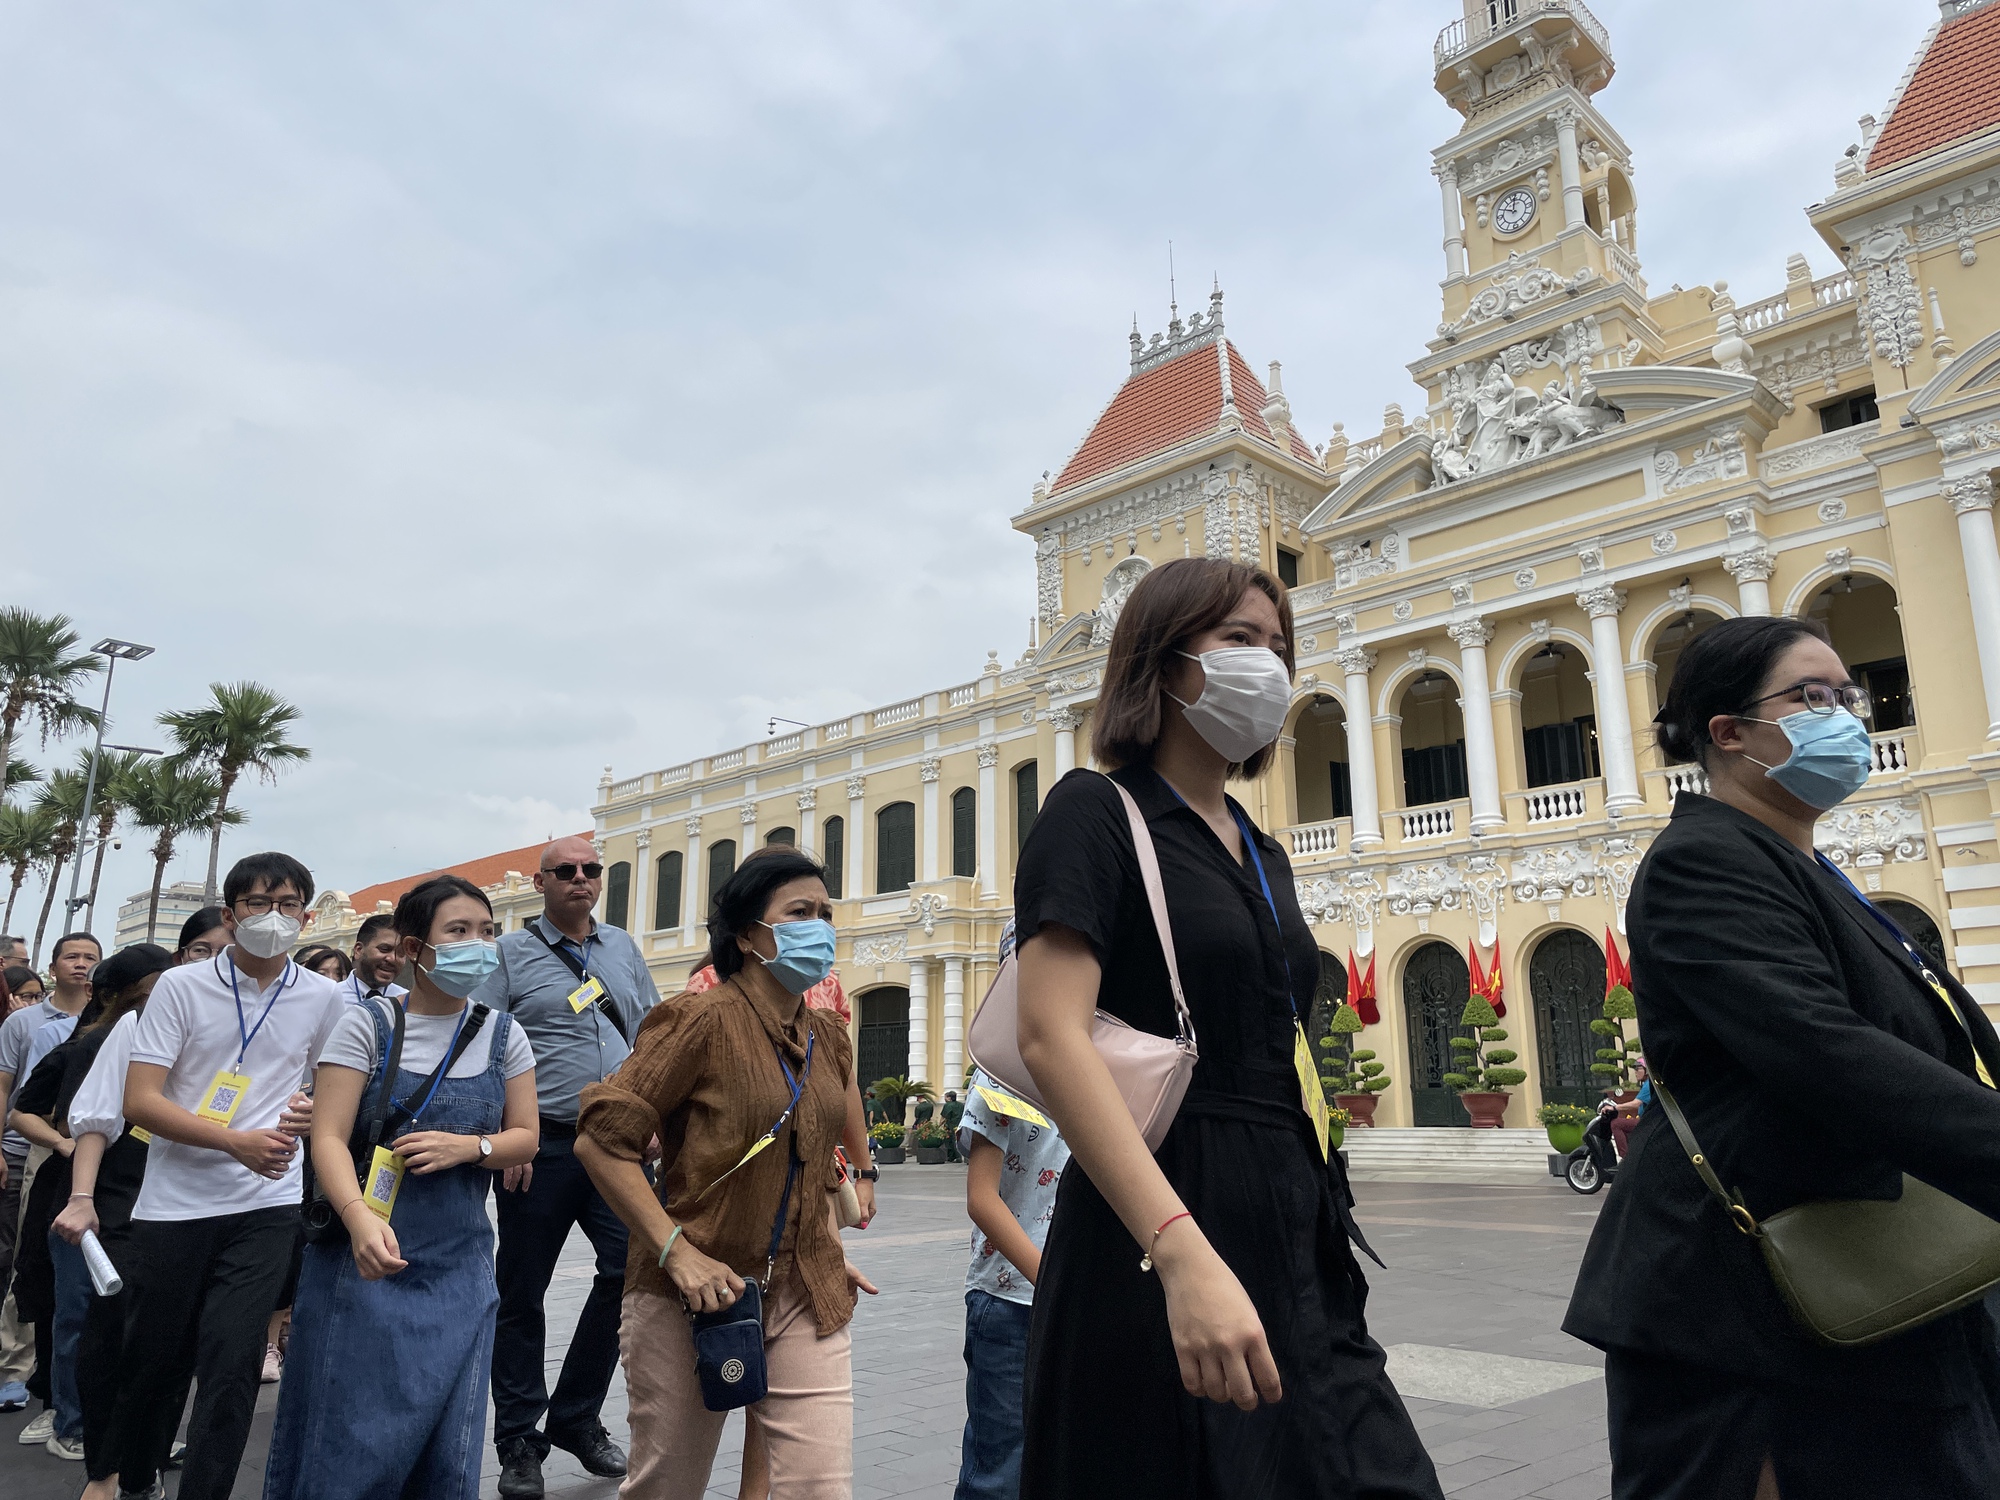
[1168,240,1177,320]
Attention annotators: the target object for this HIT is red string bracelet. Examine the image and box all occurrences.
[1140,1210,1193,1272]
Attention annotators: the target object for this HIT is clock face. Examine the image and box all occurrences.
[1493,186,1537,237]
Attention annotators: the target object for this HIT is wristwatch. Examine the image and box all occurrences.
[477,1136,494,1159]
[856,1165,879,1181]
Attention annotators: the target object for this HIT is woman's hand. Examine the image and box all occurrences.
[54,1136,75,1158]
[1153,1227,1283,1411]
[844,1261,879,1305]
[279,1090,314,1138]
[391,1131,477,1175]
[853,1177,876,1228]
[52,1196,97,1246]
[343,1204,408,1280]
[665,1236,745,1314]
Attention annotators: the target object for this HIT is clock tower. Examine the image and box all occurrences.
[1411,0,1659,480]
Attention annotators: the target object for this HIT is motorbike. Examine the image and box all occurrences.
[1564,1104,1621,1195]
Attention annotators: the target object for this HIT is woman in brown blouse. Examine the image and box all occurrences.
[576,846,876,1499]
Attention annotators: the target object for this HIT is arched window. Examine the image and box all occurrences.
[1875,898,1948,971]
[1529,929,1606,1108]
[1306,950,1348,1052]
[1404,941,1472,1127]
[823,817,844,899]
[603,862,632,930]
[1519,644,1599,787]
[1292,697,1352,822]
[653,851,683,930]
[856,986,911,1095]
[765,826,796,847]
[706,839,737,920]
[951,787,976,878]
[1398,672,1467,807]
[1805,574,1912,732]
[876,802,916,894]
[1014,762,1040,856]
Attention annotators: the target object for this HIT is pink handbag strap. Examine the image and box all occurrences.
[1108,778,1197,1050]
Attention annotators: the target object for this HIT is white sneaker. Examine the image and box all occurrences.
[46,1433,84,1460]
[17,1408,54,1444]
[260,1343,282,1384]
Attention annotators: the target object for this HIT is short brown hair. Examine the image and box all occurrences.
[1090,556,1295,778]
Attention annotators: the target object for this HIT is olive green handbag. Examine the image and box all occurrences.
[1654,1074,2000,1348]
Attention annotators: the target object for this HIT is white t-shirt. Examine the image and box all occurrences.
[318,996,534,1084]
[128,952,347,1222]
[339,974,407,1007]
[68,1012,139,1142]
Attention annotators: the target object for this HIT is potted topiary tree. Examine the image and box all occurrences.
[1590,982,1642,1103]
[911,1117,952,1164]
[1318,1002,1391,1126]
[1535,1102,1593,1154]
[868,1075,936,1128]
[870,1120,906,1166]
[1441,993,1527,1128]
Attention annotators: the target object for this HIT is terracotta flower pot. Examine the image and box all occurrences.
[1460,1091,1511,1129]
[1335,1093,1381,1128]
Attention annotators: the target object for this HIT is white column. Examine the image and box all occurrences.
[1436,161,1466,279]
[920,756,941,883]
[740,802,758,850]
[976,743,999,898]
[1724,547,1775,617]
[681,817,703,935]
[1338,648,1383,848]
[632,827,651,932]
[907,959,930,1095]
[846,775,867,898]
[1946,475,2000,739]
[1448,619,1504,831]
[1050,707,1080,776]
[1552,105,1586,232]
[1578,586,1642,809]
[796,787,817,858]
[942,956,965,1091]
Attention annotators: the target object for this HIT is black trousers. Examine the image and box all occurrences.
[118,1207,299,1500]
[1605,1345,2000,1499]
[82,1220,194,1484]
[491,1134,630,1453]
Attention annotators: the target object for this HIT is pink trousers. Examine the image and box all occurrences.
[618,1282,853,1500]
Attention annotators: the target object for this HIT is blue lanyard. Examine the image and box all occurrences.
[564,931,594,983]
[390,1001,471,1129]
[771,1029,816,1129]
[1816,853,1942,984]
[1155,778,1300,1023]
[223,954,293,1069]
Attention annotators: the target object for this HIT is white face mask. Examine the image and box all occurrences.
[1168,647,1292,763]
[233,910,303,960]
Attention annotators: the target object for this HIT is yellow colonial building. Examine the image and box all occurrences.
[366,1,2000,1138]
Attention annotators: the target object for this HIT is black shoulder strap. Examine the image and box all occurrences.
[381,1005,490,1140]
[530,919,632,1045]
[359,999,409,1150]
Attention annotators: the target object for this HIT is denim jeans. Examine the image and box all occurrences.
[955,1289,1033,1500]
[45,1229,88,1441]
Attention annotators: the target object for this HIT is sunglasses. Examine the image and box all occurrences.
[544,863,603,882]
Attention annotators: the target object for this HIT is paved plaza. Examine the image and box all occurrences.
[0,1167,1613,1499]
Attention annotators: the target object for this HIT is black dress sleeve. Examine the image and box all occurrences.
[1011,769,1138,962]
[13,1045,67,1119]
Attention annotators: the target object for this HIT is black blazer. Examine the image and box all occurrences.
[1563,794,2000,1400]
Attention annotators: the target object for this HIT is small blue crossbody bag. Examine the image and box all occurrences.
[689,1146,798,1411]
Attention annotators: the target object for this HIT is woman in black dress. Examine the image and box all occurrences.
[1014,556,1441,1500]
[1564,616,2000,1496]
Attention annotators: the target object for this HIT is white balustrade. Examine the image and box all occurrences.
[609,776,644,799]
[1815,269,1856,307]
[1662,765,1709,801]
[1522,784,1589,823]
[873,698,923,728]
[947,683,977,708]
[1870,731,1911,774]
[1284,821,1344,858]
[767,732,802,756]
[709,749,744,772]
[660,763,692,785]
[823,721,850,741]
[1394,805,1457,841]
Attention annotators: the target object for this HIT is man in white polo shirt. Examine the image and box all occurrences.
[122,852,345,1500]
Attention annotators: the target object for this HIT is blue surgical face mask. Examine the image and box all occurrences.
[424,938,500,999]
[757,918,837,995]
[1737,708,1875,810]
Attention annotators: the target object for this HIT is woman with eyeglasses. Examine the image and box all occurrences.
[575,845,877,1498]
[173,907,229,967]
[262,875,539,1500]
[1565,615,2000,1497]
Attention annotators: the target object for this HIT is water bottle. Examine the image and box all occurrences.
[80,1230,122,1297]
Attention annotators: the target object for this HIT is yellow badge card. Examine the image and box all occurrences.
[567,976,606,1014]
[128,1126,153,1144]
[194,1070,252,1125]
[1293,1025,1331,1160]
[973,1084,1051,1129]
[362,1146,406,1221]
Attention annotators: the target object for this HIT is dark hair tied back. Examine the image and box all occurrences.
[1652,615,1830,767]
[707,846,829,980]
[394,876,493,942]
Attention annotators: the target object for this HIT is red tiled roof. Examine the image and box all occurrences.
[1869,3,2000,172]
[332,833,592,918]
[1050,336,1319,495]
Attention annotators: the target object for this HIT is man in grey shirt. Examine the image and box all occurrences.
[475,836,659,1498]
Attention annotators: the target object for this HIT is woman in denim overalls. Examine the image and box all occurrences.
[265,875,540,1500]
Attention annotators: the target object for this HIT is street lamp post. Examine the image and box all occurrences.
[66,638,155,938]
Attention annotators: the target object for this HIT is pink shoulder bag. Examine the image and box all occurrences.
[964,777,1197,1151]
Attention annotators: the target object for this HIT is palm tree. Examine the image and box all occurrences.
[3,758,39,805]
[0,608,102,789]
[29,769,87,963]
[0,802,57,935]
[124,760,239,942]
[73,748,147,929]
[161,682,311,903]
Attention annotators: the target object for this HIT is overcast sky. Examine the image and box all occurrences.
[0,0,1930,935]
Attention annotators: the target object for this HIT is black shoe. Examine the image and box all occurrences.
[496,1437,545,1499]
[549,1421,628,1478]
